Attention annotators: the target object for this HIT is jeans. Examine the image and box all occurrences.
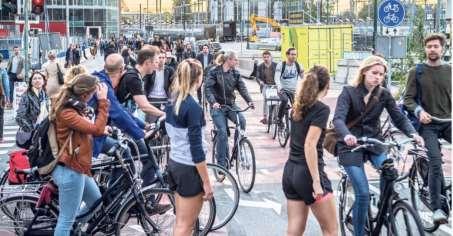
[419,122,451,210]
[103,137,157,187]
[343,153,387,236]
[52,165,101,236]
[211,105,246,168]
[2,75,10,104]
[277,90,294,120]
[7,72,16,103]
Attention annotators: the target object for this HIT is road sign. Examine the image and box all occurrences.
[378,0,405,27]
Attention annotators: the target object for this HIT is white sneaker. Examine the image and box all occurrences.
[433,209,448,224]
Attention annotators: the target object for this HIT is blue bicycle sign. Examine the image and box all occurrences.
[378,0,405,27]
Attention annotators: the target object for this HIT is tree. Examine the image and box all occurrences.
[358,3,373,20]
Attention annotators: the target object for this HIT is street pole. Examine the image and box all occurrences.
[373,0,377,50]
[435,0,441,31]
[66,0,69,47]
[24,0,29,80]
[139,3,142,31]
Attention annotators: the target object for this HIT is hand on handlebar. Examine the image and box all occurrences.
[212,103,221,109]
[411,133,425,147]
[104,126,112,135]
[419,111,432,124]
[248,102,255,110]
[344,134,357,146]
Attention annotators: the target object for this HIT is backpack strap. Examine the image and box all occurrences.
[295,62,301,76]
[280,61,286,79]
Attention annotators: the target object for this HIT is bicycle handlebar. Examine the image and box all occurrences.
[220,105,253,113]
[144,115,166,139]
[431,116,452,123]
[351,137,415,152]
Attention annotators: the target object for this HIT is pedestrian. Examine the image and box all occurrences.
[333,55,424,236]
[403,33,452,224]
[16,71,48,137]
[65,44,75,68]
[282,65,337,236]
[183,43,196,59]
[256,50,277,124]
[43,50,65,98]
[0,55,10,109]
[195,44,214,104]
[165,59,213,236]
[6,46,24,106]
[121,47,137,68]
[64,65,88,85]
[50,74,108,236]
[74,44,81,65]
[176,40,184,62]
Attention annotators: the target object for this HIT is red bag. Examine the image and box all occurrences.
[8,149,30,184]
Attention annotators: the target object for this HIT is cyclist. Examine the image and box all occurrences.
[165,59,213,236]
[403,33,452,224]
[256,50,277,124]
[333,55,424,236]
[51,74,109,236]
[274,48,303,127]
[205,51,254,170]
[143,49,175,122]
[282,65,337,236]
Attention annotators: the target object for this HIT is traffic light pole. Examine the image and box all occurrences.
[373,0,377,50]
[24,0,29,80]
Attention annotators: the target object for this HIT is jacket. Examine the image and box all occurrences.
[205,65,252,106]
[44,60,65,97]
[16,89,48,132]
[143,66,175,98]
[65,49,81,63]
[256,62,277,85]
[333,84,416,166]
[183,50,196,59]
[196,53,214,69]
[6,55,24,78]
[90,70,145,157]
[56,99,109,176]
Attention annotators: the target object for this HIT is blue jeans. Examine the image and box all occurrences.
[52,165,101,236]
[211,105,246,168]
[343,153,387,236]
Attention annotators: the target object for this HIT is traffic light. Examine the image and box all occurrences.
[31,0,44,15]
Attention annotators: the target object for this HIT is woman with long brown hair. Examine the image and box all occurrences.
[51,74,108,236]
[165,59,213,236]
[282,65,337,236]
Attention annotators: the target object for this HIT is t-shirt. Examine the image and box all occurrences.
[149,69,167,99]
[275,62,300,93]
[116,68,145,104]
[289,101,330,166]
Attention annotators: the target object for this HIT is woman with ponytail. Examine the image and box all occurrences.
[282,65,338,236]
[165,59,213,236]
[51,74,109,236]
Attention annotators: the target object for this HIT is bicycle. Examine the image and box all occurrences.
[0,126,216,235]
[211,105,256,193]
[277,90,293,148]
[406,116,452,232]
[337,137,426,236]
[255,79,280,137]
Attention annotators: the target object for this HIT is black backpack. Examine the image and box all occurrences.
[27,117,73,176]
[400,64,423,131]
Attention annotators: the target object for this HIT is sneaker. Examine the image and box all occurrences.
[217,172,226,183]
[147,203,172,215]
[260,117,268,124]
[432,209,448,225]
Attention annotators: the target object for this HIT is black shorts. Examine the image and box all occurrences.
[167,159,204,197]
[282,160,333,205]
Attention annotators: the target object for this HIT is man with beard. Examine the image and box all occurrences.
[404,33,451,224]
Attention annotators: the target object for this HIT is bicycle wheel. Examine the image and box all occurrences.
[338,177,354,236]
[278,113,289,148]
[236,138,256,193]
[266,104,273,133]
[408,158,439,232]
[0,194,58,235]
[202,163,239,231]
[390,200,426,236]
[272,106,278,139]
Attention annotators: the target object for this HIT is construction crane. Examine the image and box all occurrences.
[249,14,281,42]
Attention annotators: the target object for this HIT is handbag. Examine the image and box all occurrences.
[323,87,383,156]
[16,128,33,149]
[56,63,64,85]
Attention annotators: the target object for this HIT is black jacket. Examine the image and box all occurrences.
[256,62,277,85]
[143,66,175,98]
[205,65,252,106]
[333,84,416,166]
[16,90,48,132]
[196,53,214,69]
[183,50,196,59]
[65,49,80,64]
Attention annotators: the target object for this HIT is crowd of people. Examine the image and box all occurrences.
[0,31,450,236]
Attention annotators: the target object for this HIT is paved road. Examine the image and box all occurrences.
[0,46,451,235]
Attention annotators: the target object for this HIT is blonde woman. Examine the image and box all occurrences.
[164,59,213,236]
[332,56,424,236]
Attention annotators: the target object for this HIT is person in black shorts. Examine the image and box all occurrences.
[164,59,213,236]
[282,65,338,236]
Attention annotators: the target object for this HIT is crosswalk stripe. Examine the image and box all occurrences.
[3,131,17,135]
[0,142,15,148]
[0,150,8,155]
[3,126,19,130]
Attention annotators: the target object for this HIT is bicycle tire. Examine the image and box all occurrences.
[236,138,256,193]
[272,106,278,139]
[390,200,426,236]
[204,163,239,231]
[0,194,58,235]
[408,162,440,233]
[338,177,354,236]
[266,105,272,133]
[278,113,289,148]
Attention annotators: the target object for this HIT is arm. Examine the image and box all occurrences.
[16,95,31,130]
[305,125,322,188]
[133,95,165,117]
[333,88,353,139]
[60,99,110,136]
[205,69,217,105]
[403,69,422,116]
[385,90,417,137]
[274,62,282,90]
[237,76,253,103]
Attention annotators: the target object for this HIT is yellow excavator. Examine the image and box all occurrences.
[249,14,281,42]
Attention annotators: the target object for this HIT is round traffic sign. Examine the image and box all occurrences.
[378,0,405,27]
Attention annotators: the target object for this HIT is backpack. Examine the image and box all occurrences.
[27,117,73,176]
[400,64,423,131]
[281,61,302,79]
[8,149,30,184]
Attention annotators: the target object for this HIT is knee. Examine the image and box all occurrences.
[354,189,370,204]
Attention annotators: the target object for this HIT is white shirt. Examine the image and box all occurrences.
[149,69,167,99]
[11,56,20,74]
